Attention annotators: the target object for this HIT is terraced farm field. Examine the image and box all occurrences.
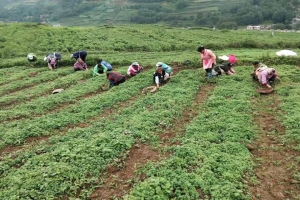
[0,24,299,199]
[0,57,300,199]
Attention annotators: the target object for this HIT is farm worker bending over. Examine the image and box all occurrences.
[107,71,126,86]
[70,51,87,62]
[74,58,88,71]
[228,54,237,65]
[257,68,280,89]
[251,61,268,80]
[44,53,61,70]
[153,66,166,88]
[93,59,113,76]
[127,62,143,77]
[212,63,236,76]
[27,53,37,62]
[48,57,57,70]
[253,61,268,70]
[197,46,216,78]
[156,62,172,79]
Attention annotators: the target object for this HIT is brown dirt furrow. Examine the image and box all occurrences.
[90,81,214,200]
[249,93,300,200]
[1,83,37,96]
[90,144,162,200]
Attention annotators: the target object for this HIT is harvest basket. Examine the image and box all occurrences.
[101,84,110,91]
[256,88,274,94]
[142,86,157,94]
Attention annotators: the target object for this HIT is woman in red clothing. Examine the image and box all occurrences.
[106,71,126,86]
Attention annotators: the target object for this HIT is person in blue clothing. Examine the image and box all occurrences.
[156,62,172,79]
[70,51,87,62]
[93,59,113,76]
[153,62,172,88]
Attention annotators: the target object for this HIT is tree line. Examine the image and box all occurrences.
[195,0,300,29]
[0,0,299,29]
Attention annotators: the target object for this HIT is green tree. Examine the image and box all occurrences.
[176,1,189,10]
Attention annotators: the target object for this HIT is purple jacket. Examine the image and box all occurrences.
[258,69,278,85]
[74,61,87,71]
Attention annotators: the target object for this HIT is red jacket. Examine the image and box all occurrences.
[107,72,125,84]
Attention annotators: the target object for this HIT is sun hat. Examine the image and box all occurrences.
[28,55,34,60]
[228,54,237,64]
[156,62,163,67]
[44,57,48,61]
[70,54,74,58]
[132,62,139,66]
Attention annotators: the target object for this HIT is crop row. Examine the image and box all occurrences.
[0,67,49,86]
[0,64,131,109]
[1,49,299,73]
[128,67,257,199]
[1,23,300,59]
[0,68,155,148]
[0,69,93,108]
[0,70,204,199]
[276,66,300,184]
[0,67,133,123]
[0,67,74,96]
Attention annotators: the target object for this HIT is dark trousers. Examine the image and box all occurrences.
[115,77,126,85]
[205,68,212,73]
[268,76,275,84]
[81,55,87,62]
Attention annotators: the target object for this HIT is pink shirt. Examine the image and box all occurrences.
[50,58,56,65]
[127,65,142,75]
[258,69,277,85]
[74,61,87,71]
[200,49,216,69]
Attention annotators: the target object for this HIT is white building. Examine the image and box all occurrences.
[247,25,261,30]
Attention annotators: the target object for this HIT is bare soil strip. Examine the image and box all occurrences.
[249,93,300,200]
[90,83,214,200]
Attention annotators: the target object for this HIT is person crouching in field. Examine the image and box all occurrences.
[44,53,61,70]
[212,63,236,76]
[213,54,237,76]
[27,53,37,62]
[127,62,143,77]
[257,67,280,89]
[198,46,216,79]
[251,61,268,80]
[70,51,87,62]
[107,71,126,86]
[153,65,167,88]
[74,58,88,71]
[93,59,113,76]
[48,57,57,70]
[156,62,172,79]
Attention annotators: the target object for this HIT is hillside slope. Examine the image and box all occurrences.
[0,0,299,28]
